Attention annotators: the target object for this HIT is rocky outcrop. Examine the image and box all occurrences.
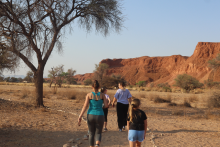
[74,42,220,85]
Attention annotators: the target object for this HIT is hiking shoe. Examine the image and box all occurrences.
[83,135,88,140]
[119,129,122,132]
[104,128,108,132]
[122,126,125,130]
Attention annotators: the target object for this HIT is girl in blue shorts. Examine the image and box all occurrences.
[127,99,147,147]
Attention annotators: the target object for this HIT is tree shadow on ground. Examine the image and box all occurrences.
[152,129,218,134]
[0,127,87,147]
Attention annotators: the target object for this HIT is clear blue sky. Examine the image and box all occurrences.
[4,0,220,77]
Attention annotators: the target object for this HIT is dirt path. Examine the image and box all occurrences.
[0,85,220,147]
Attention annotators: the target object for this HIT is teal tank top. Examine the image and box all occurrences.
[87,92,104,116]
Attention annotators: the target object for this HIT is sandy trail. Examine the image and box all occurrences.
[0,85,220,147]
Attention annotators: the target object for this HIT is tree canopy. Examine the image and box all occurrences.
[0,0,124,106]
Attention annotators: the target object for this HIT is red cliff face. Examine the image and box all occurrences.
[74,42,220,85]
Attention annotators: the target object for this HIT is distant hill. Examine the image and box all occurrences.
[74,42,220,85]
[3,75,26,79]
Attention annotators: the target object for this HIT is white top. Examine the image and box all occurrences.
[105,94,110,100]
[114,89,132,104]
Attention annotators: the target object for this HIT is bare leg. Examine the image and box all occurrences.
[95,141,100,146]
[136,141,141,147]
[129,141,136,147]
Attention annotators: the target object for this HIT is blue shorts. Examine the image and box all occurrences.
[128,130,145,142]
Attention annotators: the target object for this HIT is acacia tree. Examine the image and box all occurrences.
[48,65,64,87]
[0,42,17,75]
[0,0,123,107]
[24,71,34,82]
[93,63,109,85]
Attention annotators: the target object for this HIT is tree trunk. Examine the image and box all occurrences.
[34,65,44,107]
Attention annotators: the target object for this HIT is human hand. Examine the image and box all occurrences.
[112,103,115,108]
[78,116,82,126]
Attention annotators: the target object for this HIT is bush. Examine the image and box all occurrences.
[207,92,220,108]
[102,74,126,88]
[157,83,171,92]
[154,97,171,103]
[137,81,146,87]
[174,74,204,91]
[204,79,220,89]
[84,79,92,85]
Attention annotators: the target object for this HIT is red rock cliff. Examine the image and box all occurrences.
[75,42,220,85]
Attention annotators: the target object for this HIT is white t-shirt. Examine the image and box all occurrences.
[114,89,132,104]
[105,94,110,100]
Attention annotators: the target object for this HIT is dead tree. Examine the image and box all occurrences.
[0,0,123,107]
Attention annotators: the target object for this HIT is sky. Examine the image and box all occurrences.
[3,0,220,77]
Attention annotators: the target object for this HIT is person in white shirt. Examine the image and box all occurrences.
[101,87,111,132]
[112,81,132,132]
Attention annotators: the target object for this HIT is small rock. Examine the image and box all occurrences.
[76,138,80,141]
[63,143,71,147]
[68,139,75,143]
[161,133,163,136]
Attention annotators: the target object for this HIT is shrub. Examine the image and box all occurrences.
[207,92,220,108]
[20,88,29,99]
[154,97,171,103]
[102,74,126,88]
[188,95,198,102]
[149,82,154,88]
[174,74,204,91]
[137,81,146,87]
[183,99,191,107]
[204,79,220,89]
[84,79,93,85]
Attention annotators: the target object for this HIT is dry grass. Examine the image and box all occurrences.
[207,92,220,108]
[154,97,171,103]
[167,102,177,106]
[20,88,30,99]
[182,99,191,107]
[148,93,159,101]
[188,94,198,102]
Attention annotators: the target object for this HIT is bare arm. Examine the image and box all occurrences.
[128,97,131,104]
[103,94,109,108]
[108,97,111,105]
[78,93,90,126]
[112,97,117,107]
[144,119,147,133]
[127,121,130,132]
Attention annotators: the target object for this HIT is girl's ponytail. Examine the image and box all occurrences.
[129,99,141,123]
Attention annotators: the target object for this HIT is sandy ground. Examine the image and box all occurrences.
[0,85,220,147]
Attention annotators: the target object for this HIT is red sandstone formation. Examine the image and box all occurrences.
[74,42,220,85]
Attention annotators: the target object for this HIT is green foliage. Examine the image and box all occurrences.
[93,63,109,85]
[24,71,34,82]
[102,74,126,88]
[137,81,146,87]
[0,76,4,82]
[84,79,93,85]
[174,74,204,91]
[157,82,171,92]
[208,54,220,70]
[204,79,220,89]
[157,82,170,88]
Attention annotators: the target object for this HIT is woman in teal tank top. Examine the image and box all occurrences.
[78,80,108,147]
